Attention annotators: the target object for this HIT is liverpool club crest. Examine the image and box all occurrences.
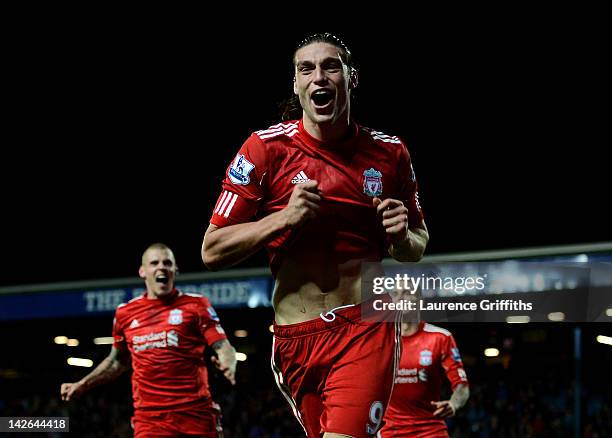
[363,168,383,197]
[419,349,433,366]
[168,309,183,325]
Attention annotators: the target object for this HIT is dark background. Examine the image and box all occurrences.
[2,14,609,287]
[1,11,610,436]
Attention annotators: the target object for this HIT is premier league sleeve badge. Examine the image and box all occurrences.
[228,154,255,185]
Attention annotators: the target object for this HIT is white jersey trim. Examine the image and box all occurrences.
[362,127,402,144]
[256,122,299,140]
[271,336,307,434]
[423,323,451,336]
[215,191,238,218]
[127,295,144,304]
[184,292,205,298]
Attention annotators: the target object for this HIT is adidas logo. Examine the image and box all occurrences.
[129,319,140,329]
[291,171,310,184]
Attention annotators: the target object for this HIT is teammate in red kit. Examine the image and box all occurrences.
[202,33,429,437]
[379,319,470,437]
[61,243,237,437]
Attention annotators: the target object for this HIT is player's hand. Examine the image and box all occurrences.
[283,180,321,228]
[431,400,456,418]
[60,381,85,401]
[212,354,237,385]
[373,197,409,244]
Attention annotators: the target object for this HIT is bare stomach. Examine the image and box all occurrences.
[272,256,384,325]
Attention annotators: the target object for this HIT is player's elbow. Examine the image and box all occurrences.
[202,241,232,271]
[202,252,222,271]
[202,227,222,271]
[202,243,222,271]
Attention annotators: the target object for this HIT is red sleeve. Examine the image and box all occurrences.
[112,308,128,351]
[197,298,228,346]
[441,334,469,390]
[210,133,268,227]
[397,143,425,227]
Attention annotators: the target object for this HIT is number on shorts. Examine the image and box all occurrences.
[366,401,384,434]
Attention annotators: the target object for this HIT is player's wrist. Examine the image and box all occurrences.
[75,379,88,393]
[390,230,413,256]
[392,230,412,247]
[277,207,297,231]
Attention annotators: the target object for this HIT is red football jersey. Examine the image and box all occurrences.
[112,290,227,412]
[380,322,468,437]
[210,119,424,275]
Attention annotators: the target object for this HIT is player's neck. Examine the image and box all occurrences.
[146,288,177,301]
[302,113,352,143]
[401,322,420,336]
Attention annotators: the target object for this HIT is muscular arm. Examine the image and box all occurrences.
[211,339,237,385]
[449,383,470,411]
[60,346,130,401]
[389,221,429,262]
[203,181,321,270]
[202,213,289,271]
[374,197,429,262]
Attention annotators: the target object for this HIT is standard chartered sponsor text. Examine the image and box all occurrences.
[132,330,177,352]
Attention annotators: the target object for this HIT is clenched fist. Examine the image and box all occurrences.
[60,381,85,401]
[283,180,321,228]
[373,197,409,244]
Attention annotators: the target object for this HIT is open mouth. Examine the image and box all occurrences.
[155,274,169,285]
[311,89,334,108]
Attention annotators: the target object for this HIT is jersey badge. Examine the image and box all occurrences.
[208,307,220,322]
[419,349,433,366]
[168,309,183,325]
[363,168,383,197]
[228,154,255,185]
[451,347,462,362]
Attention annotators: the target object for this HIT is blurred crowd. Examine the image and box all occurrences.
[1,374,610,437]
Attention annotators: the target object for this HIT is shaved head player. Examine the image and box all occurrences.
[61,244,237,437]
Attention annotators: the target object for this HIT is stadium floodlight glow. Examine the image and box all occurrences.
[484,348,500,357]
[506,315,530,324]
[596,335,612,346]
[93,337,114,345]
[234,330,248,338]
[67,339,79,347]
[67,357,94,367]
[236,352,247,362]
[54,336,68,345]
[268,325,274,333]
[606,308,612,317]
[547,312,565,322]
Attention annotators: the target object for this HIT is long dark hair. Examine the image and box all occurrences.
[280,33,355,121]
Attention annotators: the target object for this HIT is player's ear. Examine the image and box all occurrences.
[138,266,145,279]
[293,76,298,95]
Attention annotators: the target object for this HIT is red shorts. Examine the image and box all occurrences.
[272,303,401,437]
[131,402,223,438]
